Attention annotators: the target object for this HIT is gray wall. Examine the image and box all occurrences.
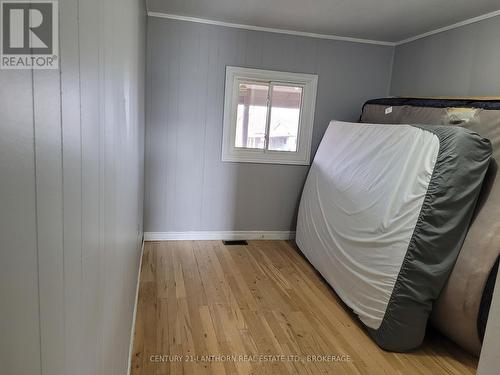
[145,17,394,233]
[0,0,146,375]
[391,15,500,96]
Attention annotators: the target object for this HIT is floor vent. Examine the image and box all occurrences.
[222,240,248,246]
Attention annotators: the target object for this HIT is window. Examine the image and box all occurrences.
[222,67,318,165]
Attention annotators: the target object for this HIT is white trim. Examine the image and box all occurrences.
[144,231,296,241]
[222,66,318,165]
[396,9,500,45]
[147,11,395,46]
[148,9,500,47]
[127,239,145,375]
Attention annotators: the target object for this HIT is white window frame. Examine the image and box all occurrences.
[222,66,318,165]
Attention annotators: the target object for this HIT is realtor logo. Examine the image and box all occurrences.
[1,0,58,69]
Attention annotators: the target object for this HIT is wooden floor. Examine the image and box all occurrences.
[131,240,478,375]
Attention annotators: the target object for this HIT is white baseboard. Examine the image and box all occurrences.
[144,231,296,241]
[127,238,145,375]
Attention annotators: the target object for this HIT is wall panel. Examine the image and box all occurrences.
[145,17,394,233]
[0,1,146,374]
[391,15,500,96]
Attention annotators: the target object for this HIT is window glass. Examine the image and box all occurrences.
[268,85,303,152]
[235,82,269,149]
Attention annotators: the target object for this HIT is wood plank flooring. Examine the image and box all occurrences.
[131,240,478,375]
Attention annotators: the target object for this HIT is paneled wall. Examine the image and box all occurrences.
[144,17,394,233]
[391,14,500,96]
[0,1,146,374]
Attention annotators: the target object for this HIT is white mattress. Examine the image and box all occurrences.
[296,120,439,329]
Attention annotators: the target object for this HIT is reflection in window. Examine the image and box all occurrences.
[268,85,302,152]
[235,83,269,149]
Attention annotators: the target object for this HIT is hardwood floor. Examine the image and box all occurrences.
[131,240,478,375]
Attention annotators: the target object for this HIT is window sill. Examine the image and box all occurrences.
[221,153,310,166]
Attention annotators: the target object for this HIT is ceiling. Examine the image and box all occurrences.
[146,0,500,43]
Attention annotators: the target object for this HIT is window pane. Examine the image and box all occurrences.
[235,82,269,149]
[268,85,302,152]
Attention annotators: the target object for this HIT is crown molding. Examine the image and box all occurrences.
[396,9,500,45]
[147,11,395,46]
[148,8,500,48]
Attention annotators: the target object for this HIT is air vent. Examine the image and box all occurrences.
[222,240,248,246]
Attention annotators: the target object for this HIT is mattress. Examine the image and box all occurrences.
[361,98,500,355]
[296,120,491,351]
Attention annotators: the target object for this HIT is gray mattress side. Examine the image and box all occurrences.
[366,125,492,351]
